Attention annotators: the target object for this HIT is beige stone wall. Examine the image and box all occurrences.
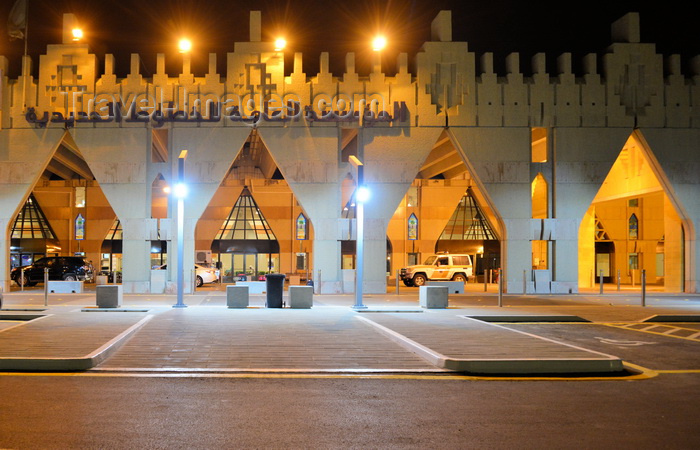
[1,11,699,293]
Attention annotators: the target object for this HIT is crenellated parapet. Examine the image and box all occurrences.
[1,11,698,131]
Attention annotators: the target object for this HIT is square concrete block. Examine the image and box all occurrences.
[236,281,266,294]
[419,286,449,309]
[96,285,122,308]
[47,281,83,294]
[289,286,313,308]
[227,285,249,308]
[426,281,464,294]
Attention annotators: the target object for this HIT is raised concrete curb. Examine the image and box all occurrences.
[355,315,623,374]
[0,315,153,371]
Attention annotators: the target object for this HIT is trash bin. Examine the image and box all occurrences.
[266,273,286,308]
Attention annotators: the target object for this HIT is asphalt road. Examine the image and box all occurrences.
[1,373,699,449]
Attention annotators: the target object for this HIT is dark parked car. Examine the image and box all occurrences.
[11,257,94,287]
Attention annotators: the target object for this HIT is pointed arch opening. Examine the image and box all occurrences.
[7,131,123,289]
[578,131,691,291]
[195,129,313,284]
[386,129,504,287]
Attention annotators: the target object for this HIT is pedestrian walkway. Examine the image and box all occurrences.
[101,308,434,371]
[1,291,698,374]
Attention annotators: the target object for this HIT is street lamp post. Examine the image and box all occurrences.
[173,150,188,308]
[349,156,369,310]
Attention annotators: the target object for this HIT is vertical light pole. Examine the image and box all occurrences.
[173,150,188,308]
[349,155,369,310]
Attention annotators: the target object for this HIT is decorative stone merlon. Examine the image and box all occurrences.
[611,12,640,43]
[431,10,452,42]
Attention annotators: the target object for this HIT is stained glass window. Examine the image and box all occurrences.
[629,213,639,240]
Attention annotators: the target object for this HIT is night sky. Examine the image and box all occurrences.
[0,0,696,79]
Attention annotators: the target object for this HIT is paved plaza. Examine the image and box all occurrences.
[1,288,699,375]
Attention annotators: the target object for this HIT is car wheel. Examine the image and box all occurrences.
[412,274,427,286]
[196,275,204,287]
[402,280,414,287]
[63,274,77,281]
[15,275,31,287]
[452,273,467,283]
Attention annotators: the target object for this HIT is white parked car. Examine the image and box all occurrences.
[399,253,473,287]
[159,264,219,287]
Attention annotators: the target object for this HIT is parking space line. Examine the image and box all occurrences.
[603,323,700,342]
[661,328,678,335]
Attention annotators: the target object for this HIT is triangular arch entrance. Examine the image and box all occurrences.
[5,130,124,287]
[386,129,504,285]
[578,131,691,292]
[196,129,313,283]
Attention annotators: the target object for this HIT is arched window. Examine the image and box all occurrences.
[628,213,639,240]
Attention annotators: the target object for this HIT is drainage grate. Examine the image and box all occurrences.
[642,315,700,323]
[0,314,45,321]
[465,315,590,323]
[81,308,150,313]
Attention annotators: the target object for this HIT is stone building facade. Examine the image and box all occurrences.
[0,11,698,294]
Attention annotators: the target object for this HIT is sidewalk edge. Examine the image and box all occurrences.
[0,314,154,371]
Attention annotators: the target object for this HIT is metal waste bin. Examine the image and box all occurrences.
[266,273,285,308]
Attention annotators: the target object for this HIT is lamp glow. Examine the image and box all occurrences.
[356,186,371,203]
[274,37,287,51]
[163,186,171,194]
[173,183,188,198]
[372,35,387,51]
[72,28,83,41]
[178,38,192,53]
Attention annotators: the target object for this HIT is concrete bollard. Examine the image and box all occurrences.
[96,285,122,308]
[419,286,448,309]
[227,285,249,308]
[289,286,313,308]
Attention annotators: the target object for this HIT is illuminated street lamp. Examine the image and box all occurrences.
[372,35,387,51]
[72,28,83,41]
[349,156,369,310]
[274,37,286,51]
[173,150,188,308]
[178,38,192,53]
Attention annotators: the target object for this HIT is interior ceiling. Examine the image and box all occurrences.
[416,131,468,180]
[226,130,279,181]
[42,140,95,181]
[40,129,467,183]
[335,129,469,180]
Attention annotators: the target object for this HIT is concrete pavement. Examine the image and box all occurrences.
[1,289,699,374]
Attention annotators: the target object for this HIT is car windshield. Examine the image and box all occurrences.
[423,256,437,265]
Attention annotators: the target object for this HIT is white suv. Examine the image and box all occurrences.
[400,253,473,287]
